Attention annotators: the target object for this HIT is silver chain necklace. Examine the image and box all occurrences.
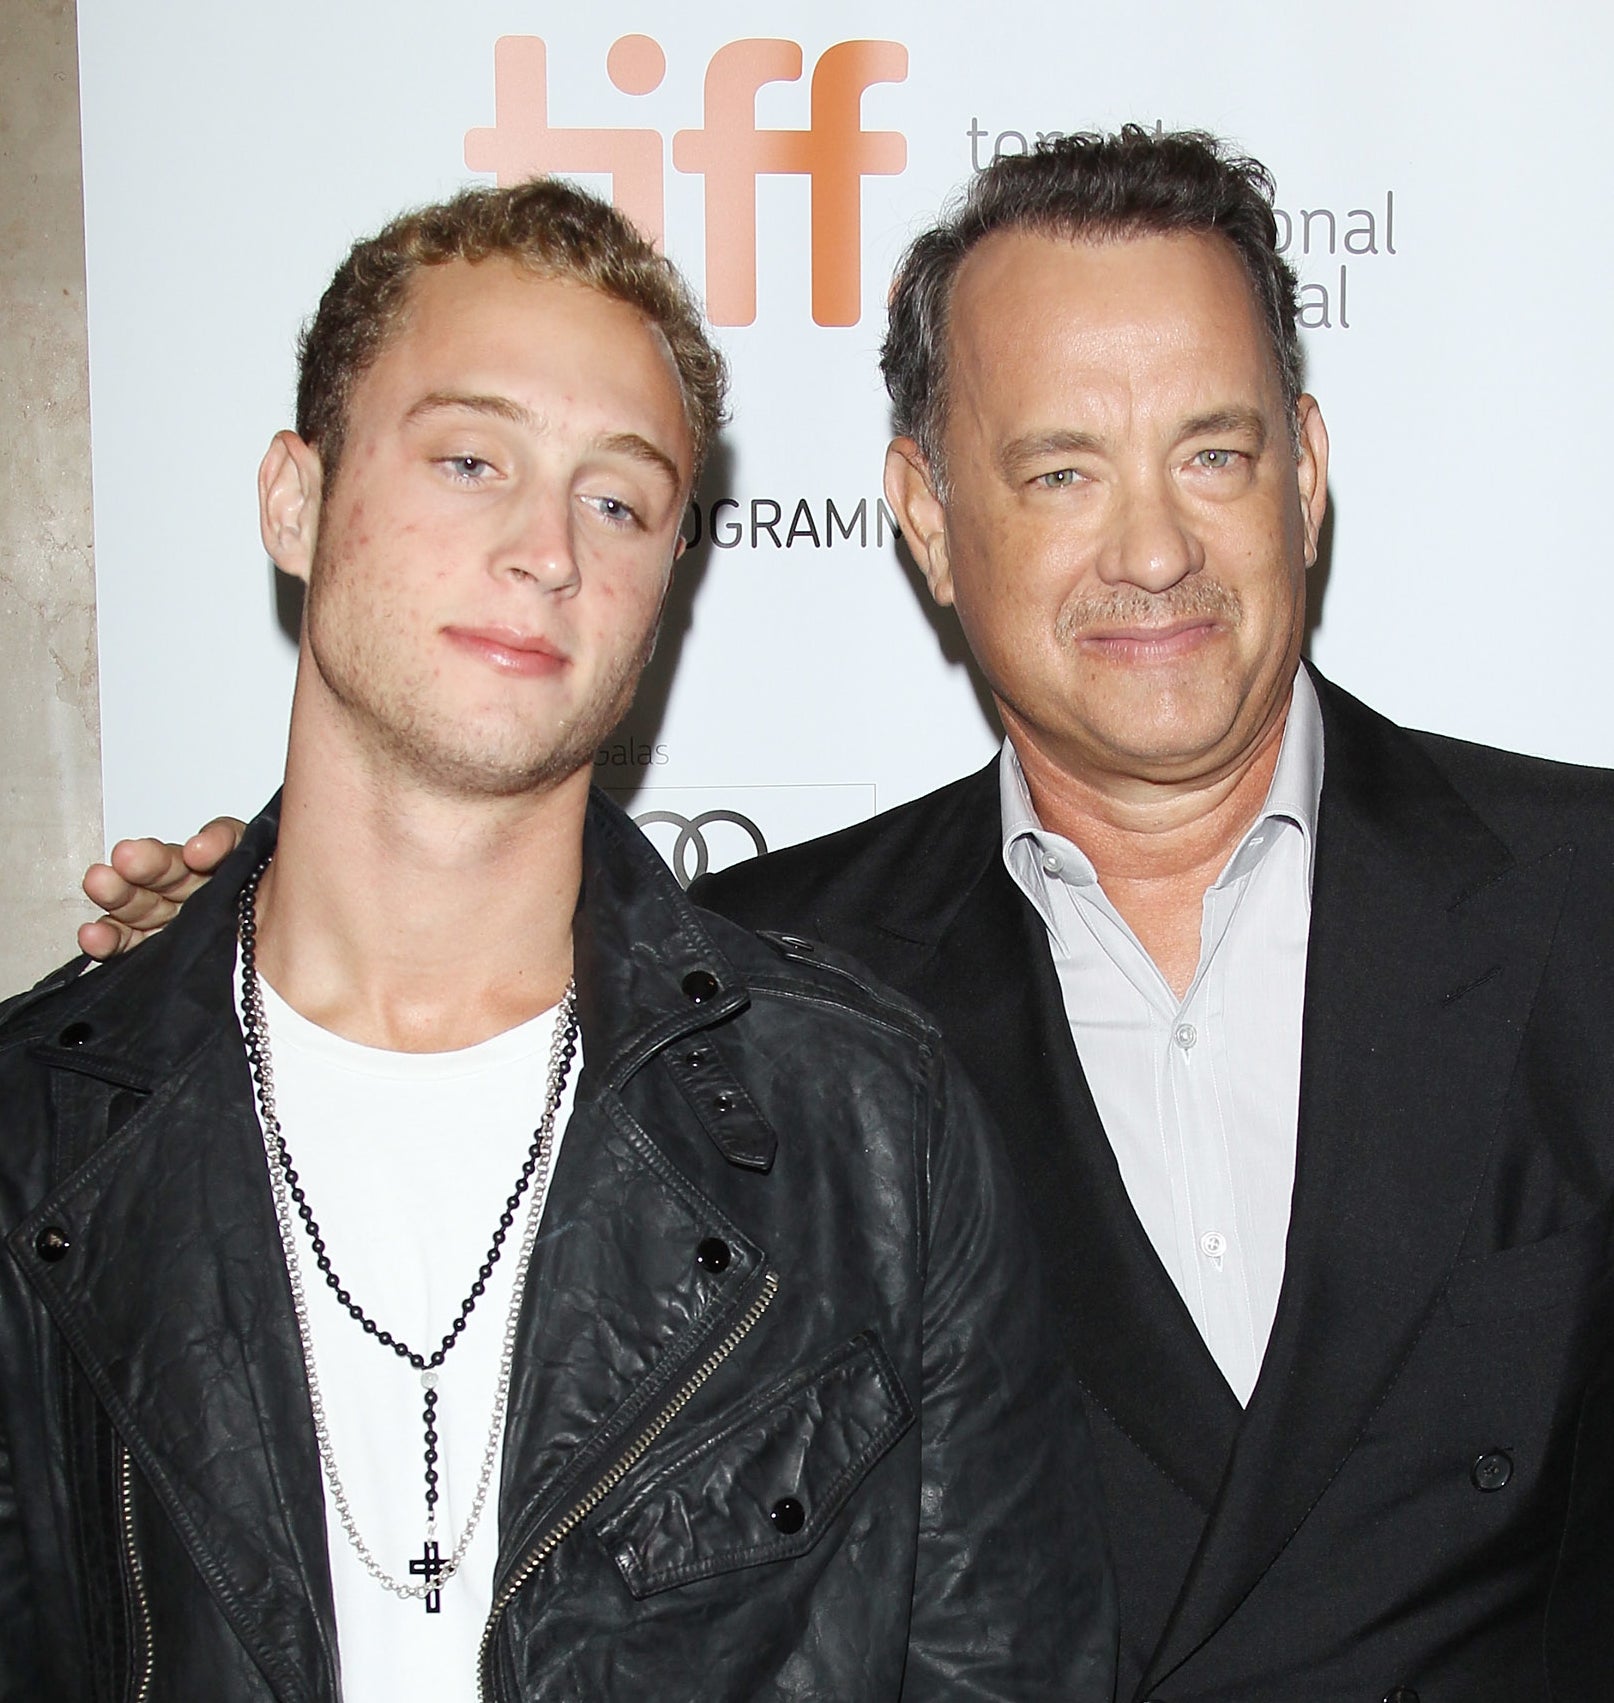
[237,857,579,1612]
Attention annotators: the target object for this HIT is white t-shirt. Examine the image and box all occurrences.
[238,972,579,1701]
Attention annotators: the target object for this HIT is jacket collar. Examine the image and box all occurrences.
[29,787,755,1100]
[573,788,750,1087]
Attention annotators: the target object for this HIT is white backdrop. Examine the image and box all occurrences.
[76,1,1614,874]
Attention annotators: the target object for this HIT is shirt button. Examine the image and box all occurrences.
[1174,1023,1197,1051]
[1200,1230,1227,1260]
[1040,850,1063,876]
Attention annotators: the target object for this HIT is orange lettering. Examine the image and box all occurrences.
[673,40,907,326]
[464,36,665,247]
[463,36,909,323]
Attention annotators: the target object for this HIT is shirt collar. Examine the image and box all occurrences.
[999,661,1326,905]
[1253,660,1324,888]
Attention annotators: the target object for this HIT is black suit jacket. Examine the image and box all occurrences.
[695,671,1614,1702]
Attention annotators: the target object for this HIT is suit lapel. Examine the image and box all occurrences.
[1144,679,1573,1689]
[882,767,1242,1512]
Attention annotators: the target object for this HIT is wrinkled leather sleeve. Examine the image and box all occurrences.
[0,1413,43,1702]
[902,1048,1116,1701]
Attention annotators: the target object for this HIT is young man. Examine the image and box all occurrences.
[0,180,1113,1701]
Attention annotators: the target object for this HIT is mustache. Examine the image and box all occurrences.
[1057,578,1243,640]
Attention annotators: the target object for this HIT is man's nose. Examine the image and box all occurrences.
[1096,479,1204,592]
[495,492,580,593]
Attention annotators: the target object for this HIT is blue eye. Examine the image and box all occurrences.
[1038,468,1079,488]
[1195,449,1237,470]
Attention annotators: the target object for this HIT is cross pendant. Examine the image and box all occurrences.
[409,1537,446,1614]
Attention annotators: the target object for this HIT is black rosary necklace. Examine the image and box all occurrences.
[238,856,579,1611]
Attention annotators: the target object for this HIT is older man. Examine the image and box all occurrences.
[704,129,1614,1701]
[0,178,1110,1702]
[83,131,1614,1700]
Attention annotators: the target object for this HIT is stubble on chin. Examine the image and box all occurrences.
[301,570,665,803]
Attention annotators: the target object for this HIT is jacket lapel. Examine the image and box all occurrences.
[1143,677,1574,1689]
[934,838,1243,1512]
[853,764,1242,1511]
[493,794,777,1579]
[9,812,340,1702]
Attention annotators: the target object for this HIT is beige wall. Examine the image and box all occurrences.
[0,0,102,993]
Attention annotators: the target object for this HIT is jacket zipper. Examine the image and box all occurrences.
[476,1268,780,1702]
[116,1440,154,1703]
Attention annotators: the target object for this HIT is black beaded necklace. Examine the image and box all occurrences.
[237,856,579,1610]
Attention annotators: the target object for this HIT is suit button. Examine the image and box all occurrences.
[695,1237,731,1273]
[1471,1450,1513,1491]
[58,1021,93,1047]
[769,1497,805,1534]
[35,1225,71,1262]
[1384,1689,1421,1702]
[681,970,720,1003]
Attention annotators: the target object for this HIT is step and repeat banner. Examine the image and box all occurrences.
[76,1,1614,878]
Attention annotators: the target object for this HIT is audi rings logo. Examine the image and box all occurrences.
[635,809,770,888]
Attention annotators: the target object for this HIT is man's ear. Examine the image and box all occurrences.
[1294,396,1330,569]
[258,430,324,583]
[883,437,954,607]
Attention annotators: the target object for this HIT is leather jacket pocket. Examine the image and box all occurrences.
[596,1332,913,1599]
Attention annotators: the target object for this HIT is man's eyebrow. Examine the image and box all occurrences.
[403,393,684,486]
[998,429,1108,474]
[1179,408,1268,447]
[594,431,684,489]
[404,390,539,429]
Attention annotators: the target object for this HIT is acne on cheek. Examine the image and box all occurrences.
[340,496,372,549]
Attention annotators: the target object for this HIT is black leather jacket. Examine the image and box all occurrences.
[0,795,1114,1701]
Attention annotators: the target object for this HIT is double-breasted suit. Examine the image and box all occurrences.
[696,670,1614,1702]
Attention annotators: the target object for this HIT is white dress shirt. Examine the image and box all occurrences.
[1001,668,1324,1404]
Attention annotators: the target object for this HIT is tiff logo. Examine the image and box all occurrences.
[464,35,907,327]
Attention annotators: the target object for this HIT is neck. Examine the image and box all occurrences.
[1009,684,1296,998]
[252,731,586,1054]
[1016,712,1290,886]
